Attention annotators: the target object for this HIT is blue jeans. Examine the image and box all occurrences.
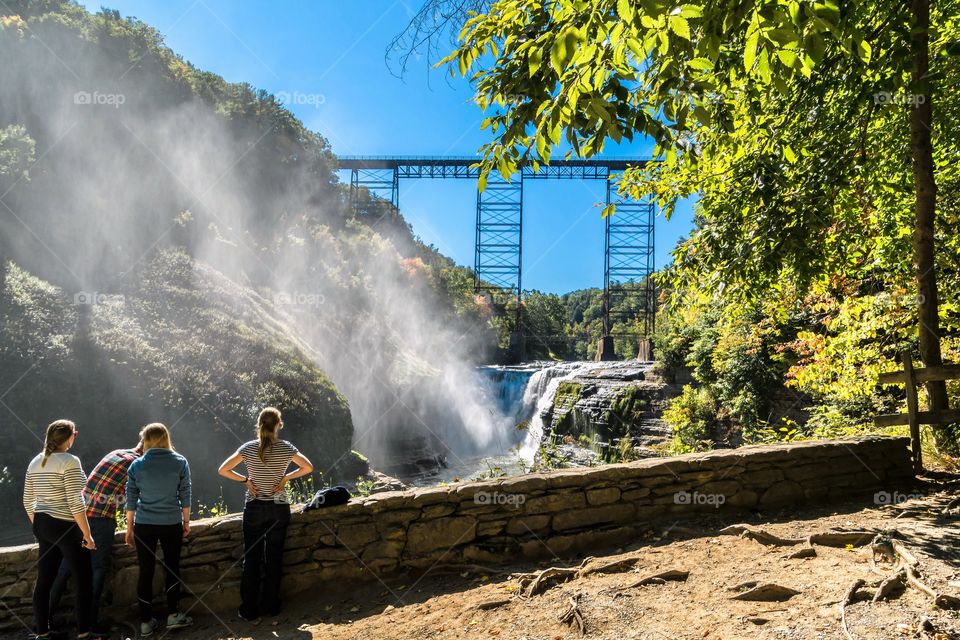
[240,501,291,618]
[49,516,116,627]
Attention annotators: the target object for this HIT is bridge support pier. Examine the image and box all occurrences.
[602,178,656,360]
[507,330,526,364]
[596,335,617,362]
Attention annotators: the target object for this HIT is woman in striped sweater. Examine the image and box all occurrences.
[218,407,313,622]
[23,419,103,640]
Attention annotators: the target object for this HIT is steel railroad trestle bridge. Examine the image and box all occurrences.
[338,156,656,362]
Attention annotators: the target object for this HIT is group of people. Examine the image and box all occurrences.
[22,407,313,640]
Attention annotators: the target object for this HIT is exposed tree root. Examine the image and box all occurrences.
[940,496,960,515]
[514,556,644,598]
[917,615,960,639]
[872,569,906,602]
[839,578,866,640]
[558,593,585,637]
[891,539,960,610]
[729,582,801,602]
[580,557,642,577]
[785,547,816,560]
[471,598,512,611]
[515,558,594,597]
[719,524,874,548]
[606,569,689,596]
[728,580,759,592]
[624,569,689,588]
[517,563,586,597]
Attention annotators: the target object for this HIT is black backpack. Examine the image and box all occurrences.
[304,485,351,511]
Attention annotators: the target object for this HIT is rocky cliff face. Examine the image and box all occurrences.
[541,362,684,459]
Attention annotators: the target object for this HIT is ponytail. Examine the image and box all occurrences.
[256,407,282,464]
[41,420,76,467]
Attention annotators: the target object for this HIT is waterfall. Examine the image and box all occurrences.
[477,365,539,424]
[478,361,612,464]
[516,361,612,461]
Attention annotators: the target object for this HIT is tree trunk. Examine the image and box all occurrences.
[909,0,955,453]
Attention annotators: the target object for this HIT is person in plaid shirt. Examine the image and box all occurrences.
[50,441,143,631]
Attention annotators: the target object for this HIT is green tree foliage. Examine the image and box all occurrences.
[443,0,960,451]
[0,124,35,193]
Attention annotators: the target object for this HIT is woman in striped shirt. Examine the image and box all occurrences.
[218,407,313,622]
[23,419,103,640]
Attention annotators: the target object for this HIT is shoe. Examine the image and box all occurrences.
[237,609,261,625]
[139,619,159,638]
[165,612,193,630]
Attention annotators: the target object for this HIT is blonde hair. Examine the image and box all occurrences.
[256,407,282,463]
[41,420,76,467]
[140,423,173,451]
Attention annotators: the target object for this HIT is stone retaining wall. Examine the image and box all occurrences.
[0,436,913,629]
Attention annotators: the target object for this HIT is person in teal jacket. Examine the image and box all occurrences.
[124,423,193,637]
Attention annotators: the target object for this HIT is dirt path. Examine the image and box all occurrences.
[20,485,960,640]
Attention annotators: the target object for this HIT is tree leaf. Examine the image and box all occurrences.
[670,15,691,40]
[688,57,714,70]
[744,30,759,71]
[776,49,798,68]
[528,48,542,75]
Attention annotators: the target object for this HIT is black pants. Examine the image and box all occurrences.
[133,523,184,623]
[240,501,291,618]
[50,516,117,629]
[32,513,93,635]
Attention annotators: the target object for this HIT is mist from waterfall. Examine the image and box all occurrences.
[0,10,534,477]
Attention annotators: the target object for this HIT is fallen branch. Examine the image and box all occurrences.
[839,578,866,640]
[558,593,585,637]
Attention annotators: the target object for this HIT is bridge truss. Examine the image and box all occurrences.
[338,156,655,361]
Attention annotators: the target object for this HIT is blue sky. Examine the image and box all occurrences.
[80,0,695,294]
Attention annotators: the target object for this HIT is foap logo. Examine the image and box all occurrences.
[275,90,325,108]
[73,291,123,306]
[873,91,926,107]
[674,491,726,508]
[873,291,925,310]
[73,90,126,108]
[273,291,325,308]
[474,491,526,508]
[874,491,923,506]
